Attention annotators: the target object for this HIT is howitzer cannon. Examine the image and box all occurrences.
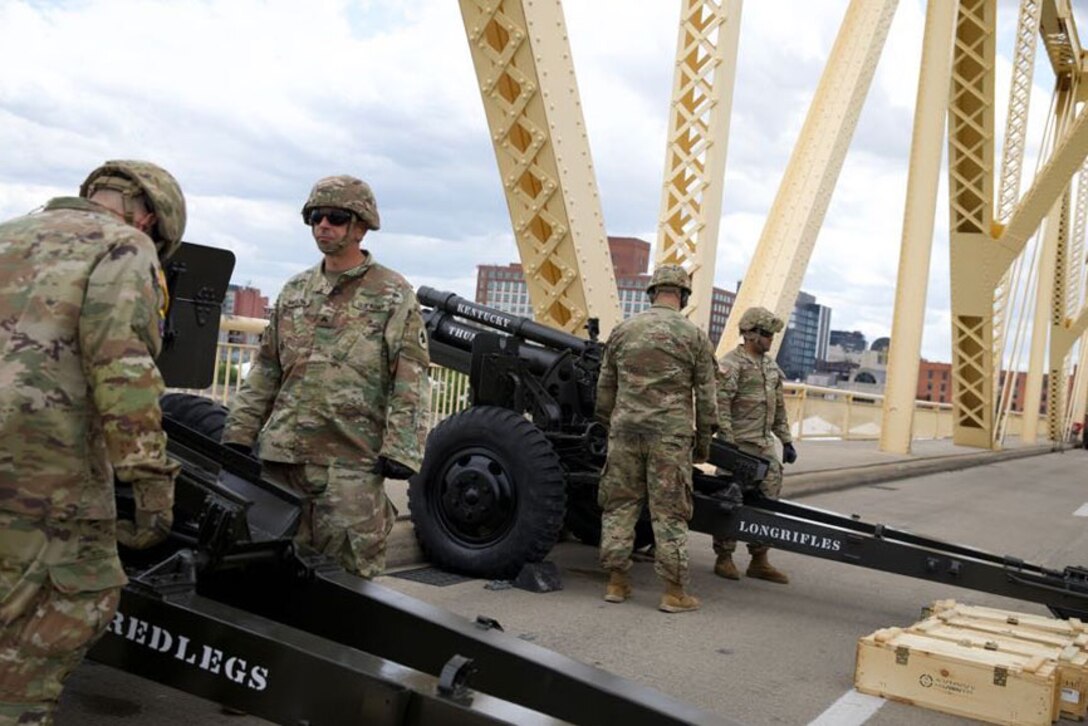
[413,289,1088,621]
[88,245,730,726]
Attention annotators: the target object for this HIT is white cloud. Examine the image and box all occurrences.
[0,0,1079,369]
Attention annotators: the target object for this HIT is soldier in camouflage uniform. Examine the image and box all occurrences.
[713,306,798,584]
[596,265,718,614]
[0,161,186,725]
[222,175,430,580]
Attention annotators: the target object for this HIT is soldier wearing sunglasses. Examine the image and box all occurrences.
[223,175,430,579]
[712,306,797,585]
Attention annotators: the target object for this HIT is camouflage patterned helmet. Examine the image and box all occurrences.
[301,175,380,231]
[80,160,187,260]
[738,306,784,333]
[646,264,692,295]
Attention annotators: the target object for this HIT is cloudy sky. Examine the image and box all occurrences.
[0,0,1080,361]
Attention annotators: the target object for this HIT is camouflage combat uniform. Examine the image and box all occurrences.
[596,303,718,586]
[0,197,177,725]
[223,253,430,578]
[713,344,793,556]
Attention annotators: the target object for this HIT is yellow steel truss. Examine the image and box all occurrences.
[655,0,741,330]
[880,0,958,454]
[991,0,1041,443]
[459,0,621,336]
[947,0,1003,447]
[716,0,899,358]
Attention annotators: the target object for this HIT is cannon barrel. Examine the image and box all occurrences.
[418,286,589,355]
[423,308,567,375]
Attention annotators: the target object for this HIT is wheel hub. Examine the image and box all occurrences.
[436,451,516,545]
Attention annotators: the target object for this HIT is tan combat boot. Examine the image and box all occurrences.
[713,554,740,580]
[659,581,701,613]
[603,570,632,603]
[746,550,789,584]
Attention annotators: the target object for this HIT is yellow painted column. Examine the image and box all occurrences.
[1022,82,1075,443]
[459,0,622,335]
[716,0,899,357]
[655,0,742,331]
[947,0,1000,448]
[880,0,958,455]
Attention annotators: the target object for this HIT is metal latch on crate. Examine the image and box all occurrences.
[994,666,1008,687]
[895,646,910,665]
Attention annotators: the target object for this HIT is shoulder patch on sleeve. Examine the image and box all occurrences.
[154,265,169,318]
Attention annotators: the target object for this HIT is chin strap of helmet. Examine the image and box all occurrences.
[647,285,690,309]
[86,174,148,228]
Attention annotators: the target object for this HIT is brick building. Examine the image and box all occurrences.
[475,237,736,345]
[225,284,269,319]
[917,359,952,403]
[918,359,1061,414]
[221,284,269,348]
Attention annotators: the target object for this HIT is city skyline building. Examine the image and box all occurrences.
[829,330,867,353]
[776,291,831,381]
[224,284,269,319]
[475,237,737,345]
[222,283,269,347]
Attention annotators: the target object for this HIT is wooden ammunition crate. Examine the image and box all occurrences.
[855,626,1060,725]
[935,614,1088,652]
[927,600,1088,639]
[917,608,1088,720]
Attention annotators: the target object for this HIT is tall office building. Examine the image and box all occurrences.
[776,291,831,381]
[475,237,736,345]
[829,330,867,353]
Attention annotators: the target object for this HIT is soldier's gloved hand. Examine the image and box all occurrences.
[693,433,712,464]
[782,442,798,464]
[117,508,174,549]
[372,456,417,480]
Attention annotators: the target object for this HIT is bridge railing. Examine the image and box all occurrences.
[782,383,949,441]
[177,316,1029,441]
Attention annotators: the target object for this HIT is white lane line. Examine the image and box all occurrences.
[1075,503,1088,517]
[808,689,886,726]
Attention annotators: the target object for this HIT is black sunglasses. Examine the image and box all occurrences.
[307,208,354,226]
[753,327,775,338]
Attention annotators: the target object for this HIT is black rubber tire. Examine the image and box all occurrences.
[564,493,655,549]
[409,406,566,579]
[160,392,228,441]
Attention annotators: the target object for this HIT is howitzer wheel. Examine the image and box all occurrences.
[161,392,227,440]
[409,406,566,579]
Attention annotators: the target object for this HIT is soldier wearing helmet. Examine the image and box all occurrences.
[712,306,797,585]
[0,160,185,723]
[223,175,430,580]
[646,263,692,308]
[596,264,717,614]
